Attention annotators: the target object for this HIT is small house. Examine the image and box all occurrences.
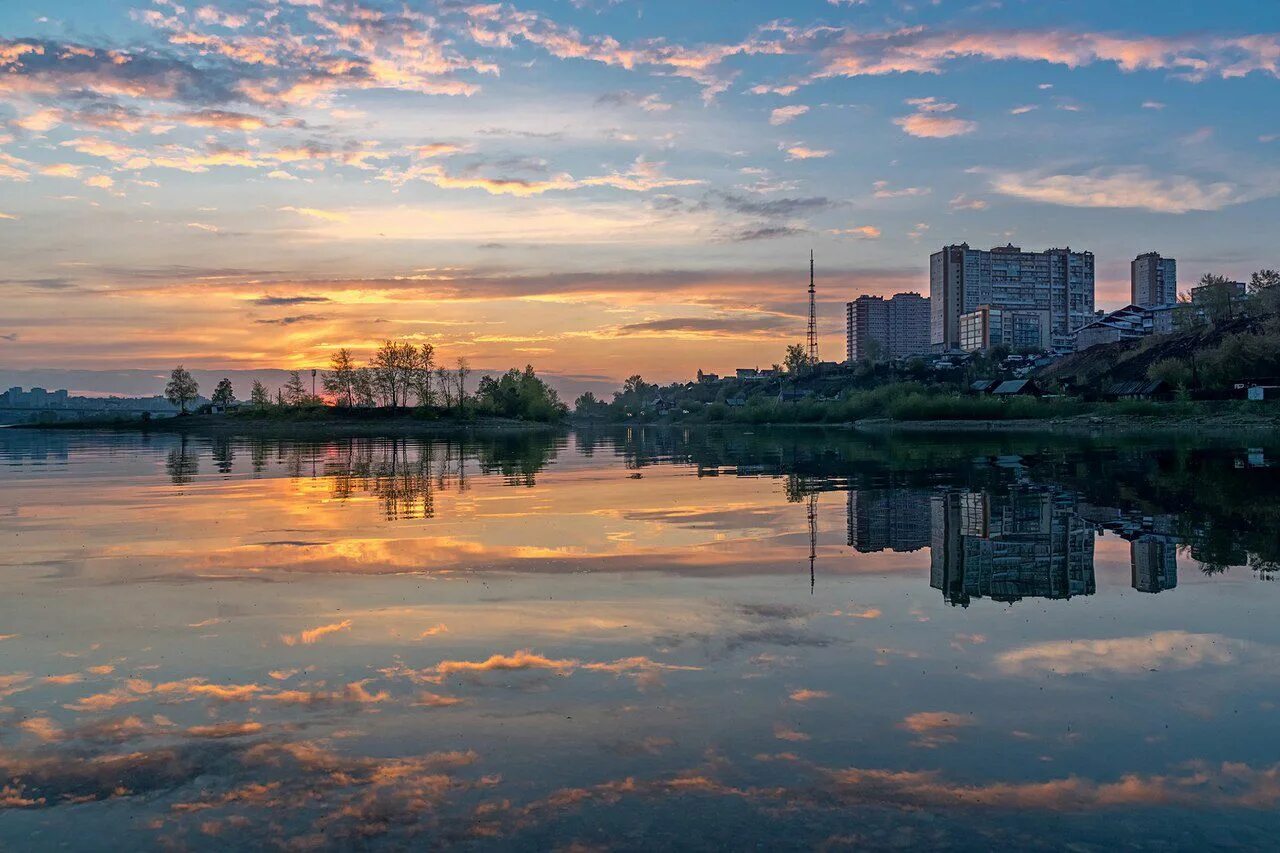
[991,379,1041,397]
[726,395,748,408]
[1103,380,1172,401]
[970,380,1000,395]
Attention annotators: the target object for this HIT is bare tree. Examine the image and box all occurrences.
[323,348,357,406]
[455,357,471,412]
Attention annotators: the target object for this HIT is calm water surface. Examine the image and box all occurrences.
[2,427,1279,850]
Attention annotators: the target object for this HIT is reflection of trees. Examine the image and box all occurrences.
[473,432,564,487]
[326,439,437,521]
[313,433,562,519]
[211,436,234,474]
[165,437,199,485]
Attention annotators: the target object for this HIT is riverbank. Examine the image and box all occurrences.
[853,410,1280,434]
[11,412,565,437]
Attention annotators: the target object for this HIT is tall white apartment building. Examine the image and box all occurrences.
[930,243,1095,351]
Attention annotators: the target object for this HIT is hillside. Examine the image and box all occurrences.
[1038,313,1271,388]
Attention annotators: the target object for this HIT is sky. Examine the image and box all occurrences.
[1,0,1279,392]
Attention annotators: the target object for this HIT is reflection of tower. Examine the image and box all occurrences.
[807,250,819,364]
[1131,536,1179,593]
[808,492,818,593]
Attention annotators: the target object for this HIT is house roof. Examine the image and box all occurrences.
[992,379,1036,395]
[1104,380,1170,397]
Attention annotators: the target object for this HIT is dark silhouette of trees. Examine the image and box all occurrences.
[165,366,199,413]
[212,378,235,407]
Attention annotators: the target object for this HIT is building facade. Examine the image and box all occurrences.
[1131,252,1177,307]
[958,306,1051,353]
[1072,303,1176,351]
[845,292,930,362]
[930,243,1095,351]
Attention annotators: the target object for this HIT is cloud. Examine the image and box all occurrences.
[949,193,988,210]
[830,225,880,239]
[872,181,930,198]
[280,619,353,646]
[613,315,795,338]
[782,144,831,160]
[595,91,672,112]
[806,27,1280,84]
[898,710,975,747]
[251,295,332,306]
[726,224,807,242]
[279,206,350,223]
[988,168,1252,213]
[996,631,1244,676]
[788,689,830,702]
[894,98,977,137]
[769,105,810,125]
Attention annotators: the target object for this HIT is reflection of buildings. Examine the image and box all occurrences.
[846,490,931,553]
[1131,537,1179,593]
[929,489,1096,607]
[846,484,1186,603]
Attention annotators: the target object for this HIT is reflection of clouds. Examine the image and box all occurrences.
[788,689,830,703]
[0,672,31,699]
[898,711,975,748]
[997,631,1244,676]
[280,618,353,646]
[401,649,701,689]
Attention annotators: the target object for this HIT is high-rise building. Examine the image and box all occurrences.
[1131,252,1177,307]
[930,243,1095,351]
[845,292,930,362]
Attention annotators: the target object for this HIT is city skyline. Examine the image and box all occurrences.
[2,1,1278,387]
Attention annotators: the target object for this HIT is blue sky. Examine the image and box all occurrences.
[1,0,1278,383]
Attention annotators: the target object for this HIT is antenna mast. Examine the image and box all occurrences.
[807,250,818,364]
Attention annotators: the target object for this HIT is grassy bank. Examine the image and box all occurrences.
[576,383,1280,430]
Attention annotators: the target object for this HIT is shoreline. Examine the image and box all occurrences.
[8,414,565,437]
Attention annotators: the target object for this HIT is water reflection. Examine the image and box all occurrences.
[2,427,1280,849]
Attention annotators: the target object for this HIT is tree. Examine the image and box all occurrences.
[435,366,454,409]
[165,365,199,413]
[409,344,435,407]
[323,348,357,407]
[455,357,471,412]
[352,367,376,407]
[1148,358,1192,389]
[574,391,609,418]
[212,378,235,407]
[250,379,269,406]
[1197,273,1236,324]
[784,343,813,374]
[474,365,568,422]
[1249,269,1280,294]
[282,370,308,405]
[1250,269,1280,318]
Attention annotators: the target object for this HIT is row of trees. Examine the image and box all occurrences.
[162,341,566,422]
[322,342,470,409]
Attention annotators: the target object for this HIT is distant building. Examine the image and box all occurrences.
[1190,279,1248,320]
[1131,252,1178,307]
[1073,303,1177,351]
[696,370,720,384]
[958,305,1051,353]
[930,243,1095,352]
[845,292,930,362]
